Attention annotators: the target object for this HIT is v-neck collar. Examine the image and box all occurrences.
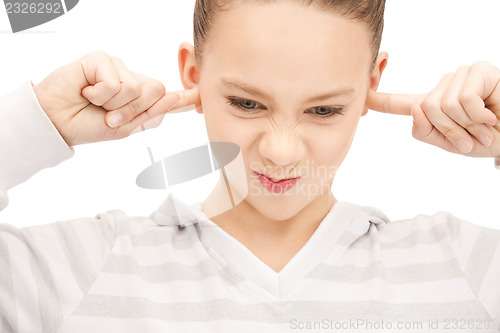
[151,193,390,299]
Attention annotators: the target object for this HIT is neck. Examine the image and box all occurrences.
[201,179,337,272]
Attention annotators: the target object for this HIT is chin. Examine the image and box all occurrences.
[245,192,309,222]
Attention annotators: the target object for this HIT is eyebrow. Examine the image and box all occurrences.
[221,77,355,104]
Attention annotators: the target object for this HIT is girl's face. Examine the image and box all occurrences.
[183,2,387,221]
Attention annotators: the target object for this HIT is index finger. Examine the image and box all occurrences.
[366,90,425,116]
[125,87,199,133]
[167,86,201,113]
[138,86,201,121]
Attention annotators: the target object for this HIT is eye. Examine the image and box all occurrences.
[226,97,265,113]
[225,97,346,120]
[307,106,346,120]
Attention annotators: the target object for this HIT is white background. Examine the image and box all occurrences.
[0,0,499,228]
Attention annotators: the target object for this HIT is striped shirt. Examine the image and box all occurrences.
[1,81,500,332]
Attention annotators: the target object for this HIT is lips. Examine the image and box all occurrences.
[253,171,299,182]
[253,171,301,194]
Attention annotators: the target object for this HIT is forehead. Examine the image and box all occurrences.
[203,2,372,83]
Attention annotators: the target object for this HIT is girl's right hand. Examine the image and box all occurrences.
[33,51,200,146]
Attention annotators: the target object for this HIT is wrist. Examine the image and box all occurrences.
[31,81,73,147]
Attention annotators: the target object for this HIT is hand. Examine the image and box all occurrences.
[33,51,201,146]
[366,61,500,158]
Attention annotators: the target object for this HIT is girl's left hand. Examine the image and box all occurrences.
[366,61,500,158]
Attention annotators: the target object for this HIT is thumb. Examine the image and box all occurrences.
[411,103,433,140]
[366,89,425,116]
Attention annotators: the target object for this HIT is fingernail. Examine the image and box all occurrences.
[478,134,492,147]
[487,119,497,126]
[107,113,123,128]
[457,139,473,153]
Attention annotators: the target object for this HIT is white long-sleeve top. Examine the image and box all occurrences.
[0,81,499,333]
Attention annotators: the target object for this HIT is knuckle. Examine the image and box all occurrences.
[464,122,480,133]
[132,83,143,96]
[443,72,454,80]
[106,81,121,94]
[441,98,459,113]
[420,98,437,111]
[441,125,456,139]
[150,80,166,96]
[126,100,141,118]
[111,56,124,64]
[458,92,476,106]
[88,50,110,60]
[472,60,491,69]
[125,82,142,97]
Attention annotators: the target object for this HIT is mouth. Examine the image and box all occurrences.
[253,171,301,194]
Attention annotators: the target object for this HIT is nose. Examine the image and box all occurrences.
[258,126,306,169]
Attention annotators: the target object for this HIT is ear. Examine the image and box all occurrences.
[178,42,203,114]
[362,51,389,117]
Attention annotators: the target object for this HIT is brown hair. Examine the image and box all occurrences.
[193,0,386,73]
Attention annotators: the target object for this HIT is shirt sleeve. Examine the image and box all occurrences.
[0,212,117,333]
[446,213,500,327]
[0,82,120,332]
[0,80,75,211]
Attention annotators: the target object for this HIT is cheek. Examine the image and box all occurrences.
[204,104,258,148]
[306,120,359,174]
[203,103,231,141]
